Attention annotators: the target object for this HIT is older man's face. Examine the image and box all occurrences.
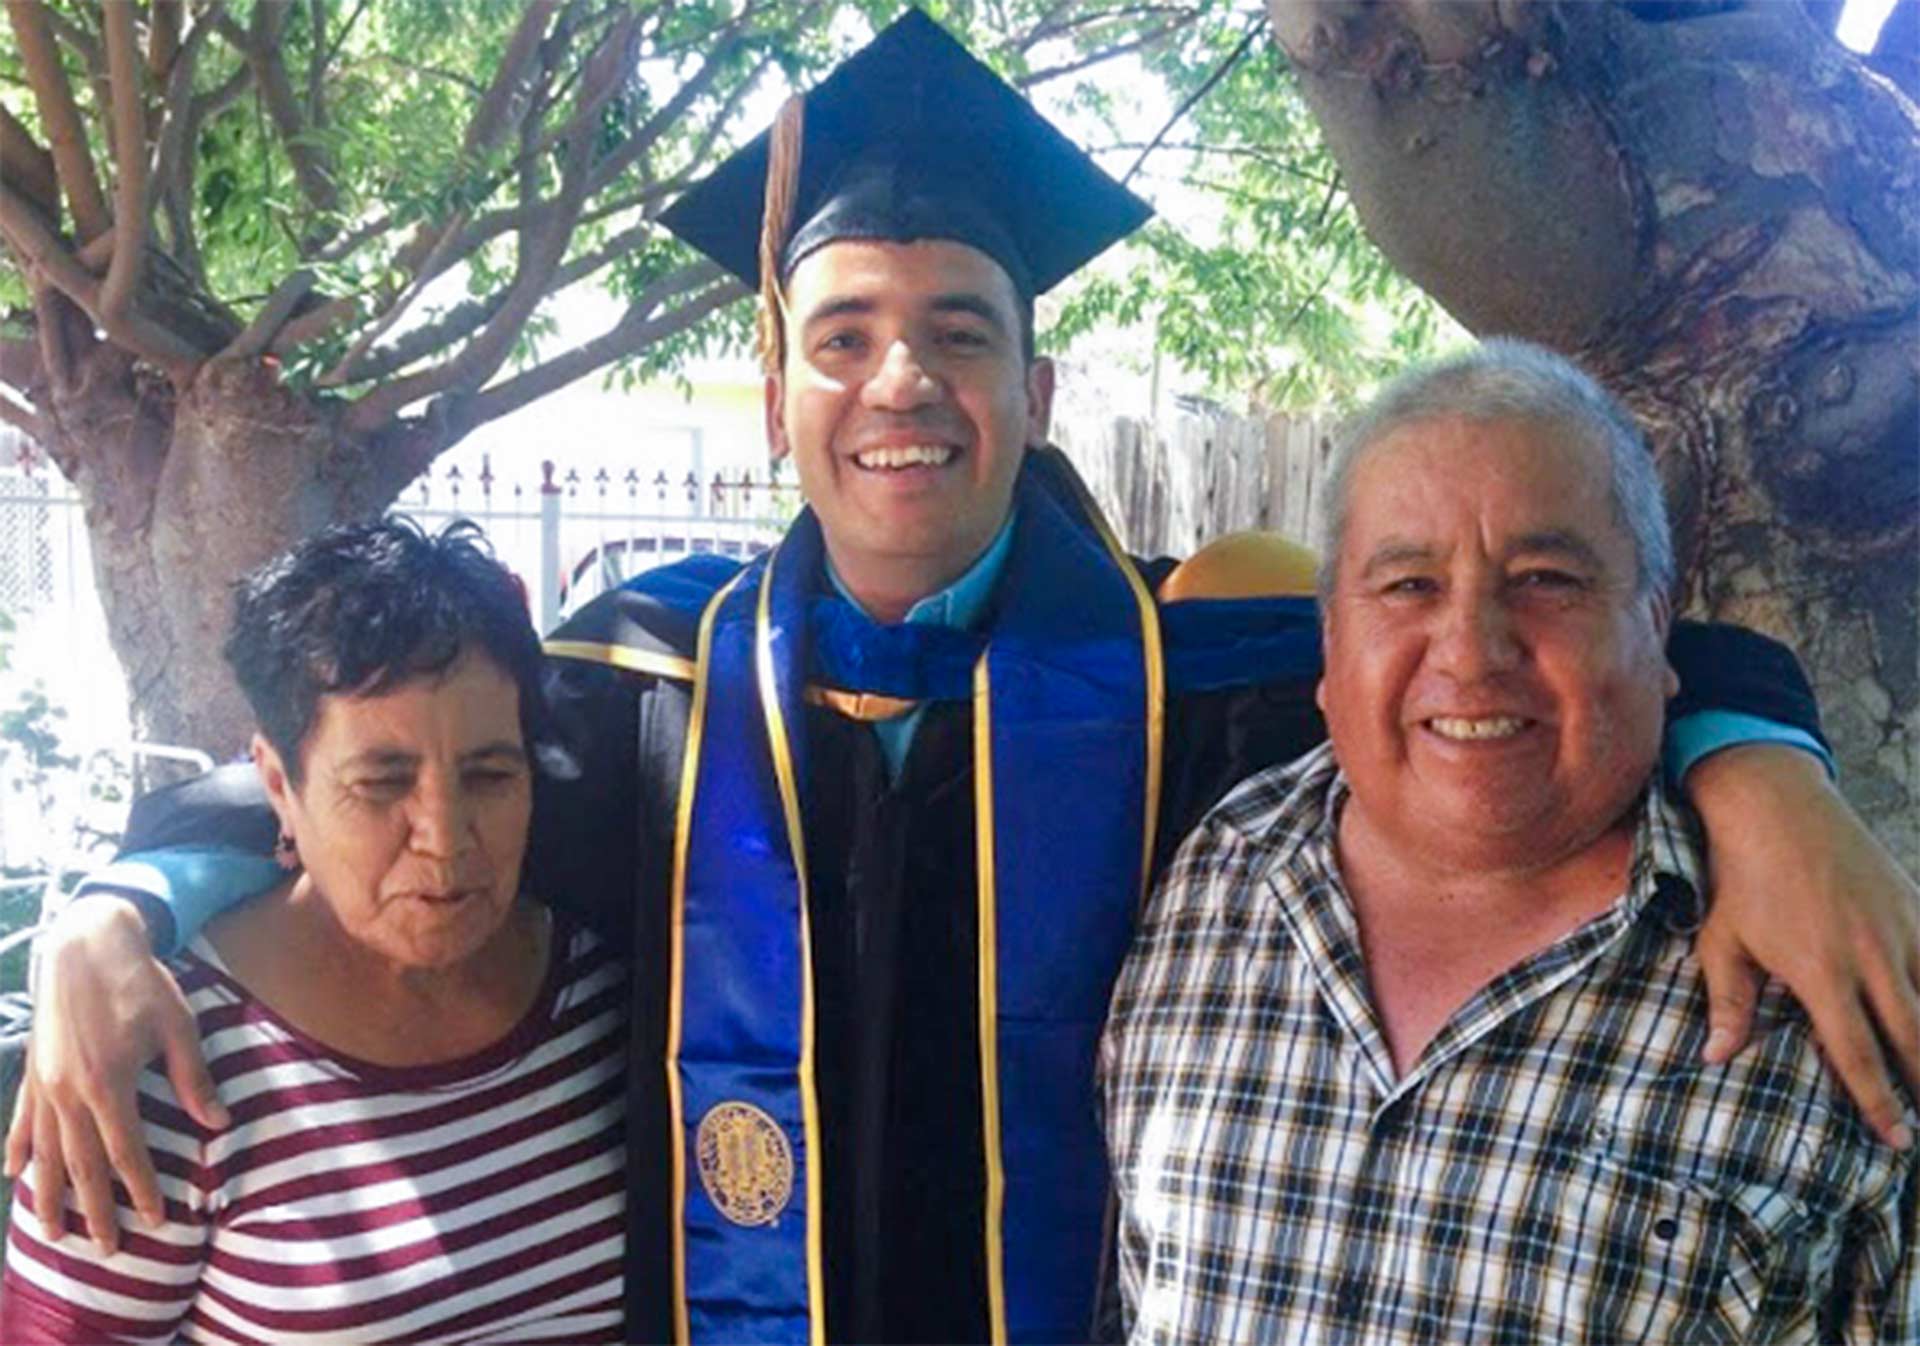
[1317,415,1677,870]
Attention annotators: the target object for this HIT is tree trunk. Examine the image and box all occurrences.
[1271,0,1919,866]
[44,352,397,759]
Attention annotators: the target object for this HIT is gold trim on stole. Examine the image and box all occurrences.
[667,571,747,1346]
[546,639,924,729]
[543,638,698,682]
[1086,516,1164,905]
[755,546,829,1346]
[972,654,1010,1346]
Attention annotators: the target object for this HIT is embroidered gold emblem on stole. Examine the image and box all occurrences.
[696,1100,796,1227]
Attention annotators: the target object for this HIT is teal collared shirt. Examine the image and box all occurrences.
[827,512,1016,779]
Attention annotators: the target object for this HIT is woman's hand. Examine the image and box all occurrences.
[1690,744,1920,1148]
[4,897,229,1253]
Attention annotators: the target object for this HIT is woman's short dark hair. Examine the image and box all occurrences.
[223,517,549,783]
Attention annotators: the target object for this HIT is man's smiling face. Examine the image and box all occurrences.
[1317,414,1677,872]
[767,238,1052,617]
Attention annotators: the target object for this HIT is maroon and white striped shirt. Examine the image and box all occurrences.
[1,912,627,1345]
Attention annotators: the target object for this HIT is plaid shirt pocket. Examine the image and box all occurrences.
[1554,1134,1812,1344]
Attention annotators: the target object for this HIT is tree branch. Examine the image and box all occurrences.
[99,0,152,324]
[1015,14,1201,89]
[319,0,376,74]
[1011,4,1197,54]
[385,167,681,309]
[305,0,327,127]
[584,21,749,198]
[549,217,663,292]
[0,104,59,219]
[149,2,232,282]
[0,181,204,381]
[1122,11,1266,185]
[282,4,749,362]
[151,4,218,196]
[0,383,46,440]
[28,284,76,392]
[1097,138,1336,186]
[189,35,252,121]
[318,34,721,282]
[462,0,557,156]
[364,51,488,95]
[148,0,183,82]
[267,288,362,355]
[244,1,340,233]
[326,10,741,357]
[217,268,315,363]
[329,186,688,388]
[650,47,771,188]
[40,8,103,75]
[338,291,512,385]
[307,22,750,381]
[315,2,740,298]
[39,8,115,151]
[340,11,637,434]
[1006,0,1079,54]
[316,212,482,383]
[6,0,111,240]
[317,0,561,378]
[420,273,745,464]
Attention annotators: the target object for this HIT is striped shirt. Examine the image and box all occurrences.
[1,912,627,1345]
[1102,744,1918,1344]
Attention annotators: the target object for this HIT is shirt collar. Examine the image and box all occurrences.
[1628,772,1709,932]
[826,508,1017,632]
[1245,744,1708,935]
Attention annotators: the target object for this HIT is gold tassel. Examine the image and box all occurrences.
[757,95,806,376]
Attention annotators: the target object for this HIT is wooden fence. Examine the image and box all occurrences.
[1050,377,1333,562]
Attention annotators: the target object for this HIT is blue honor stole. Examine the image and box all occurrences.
[669,458,1163,1344]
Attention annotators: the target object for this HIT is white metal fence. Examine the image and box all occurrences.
[0,456,801,642]
[0,467,99,646]
[392,455,801,630]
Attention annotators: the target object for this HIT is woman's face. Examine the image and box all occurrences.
[255,649,533,970]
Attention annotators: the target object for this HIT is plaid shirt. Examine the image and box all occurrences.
[1102,744,1918,1344]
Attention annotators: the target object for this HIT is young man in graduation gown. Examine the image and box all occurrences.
[12,12,1918,1345]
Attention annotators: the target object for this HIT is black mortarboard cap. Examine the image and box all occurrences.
[658,8,1152,300]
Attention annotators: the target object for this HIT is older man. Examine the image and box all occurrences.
[1103,341,1917,1343]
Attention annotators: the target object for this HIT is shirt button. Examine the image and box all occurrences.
[1653,1216,1680,1241]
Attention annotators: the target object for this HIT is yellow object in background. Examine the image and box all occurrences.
[1159,532,1320,601]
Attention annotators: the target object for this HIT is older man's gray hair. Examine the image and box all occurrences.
[1316,339,1675,600]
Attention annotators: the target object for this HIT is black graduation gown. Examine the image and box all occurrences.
[115,563,1823,1345]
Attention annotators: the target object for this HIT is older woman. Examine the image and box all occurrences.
[0,520,625,1343]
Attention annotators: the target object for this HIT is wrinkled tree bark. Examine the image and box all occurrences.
[1271,0,1918,865]
[14,331,412,755]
